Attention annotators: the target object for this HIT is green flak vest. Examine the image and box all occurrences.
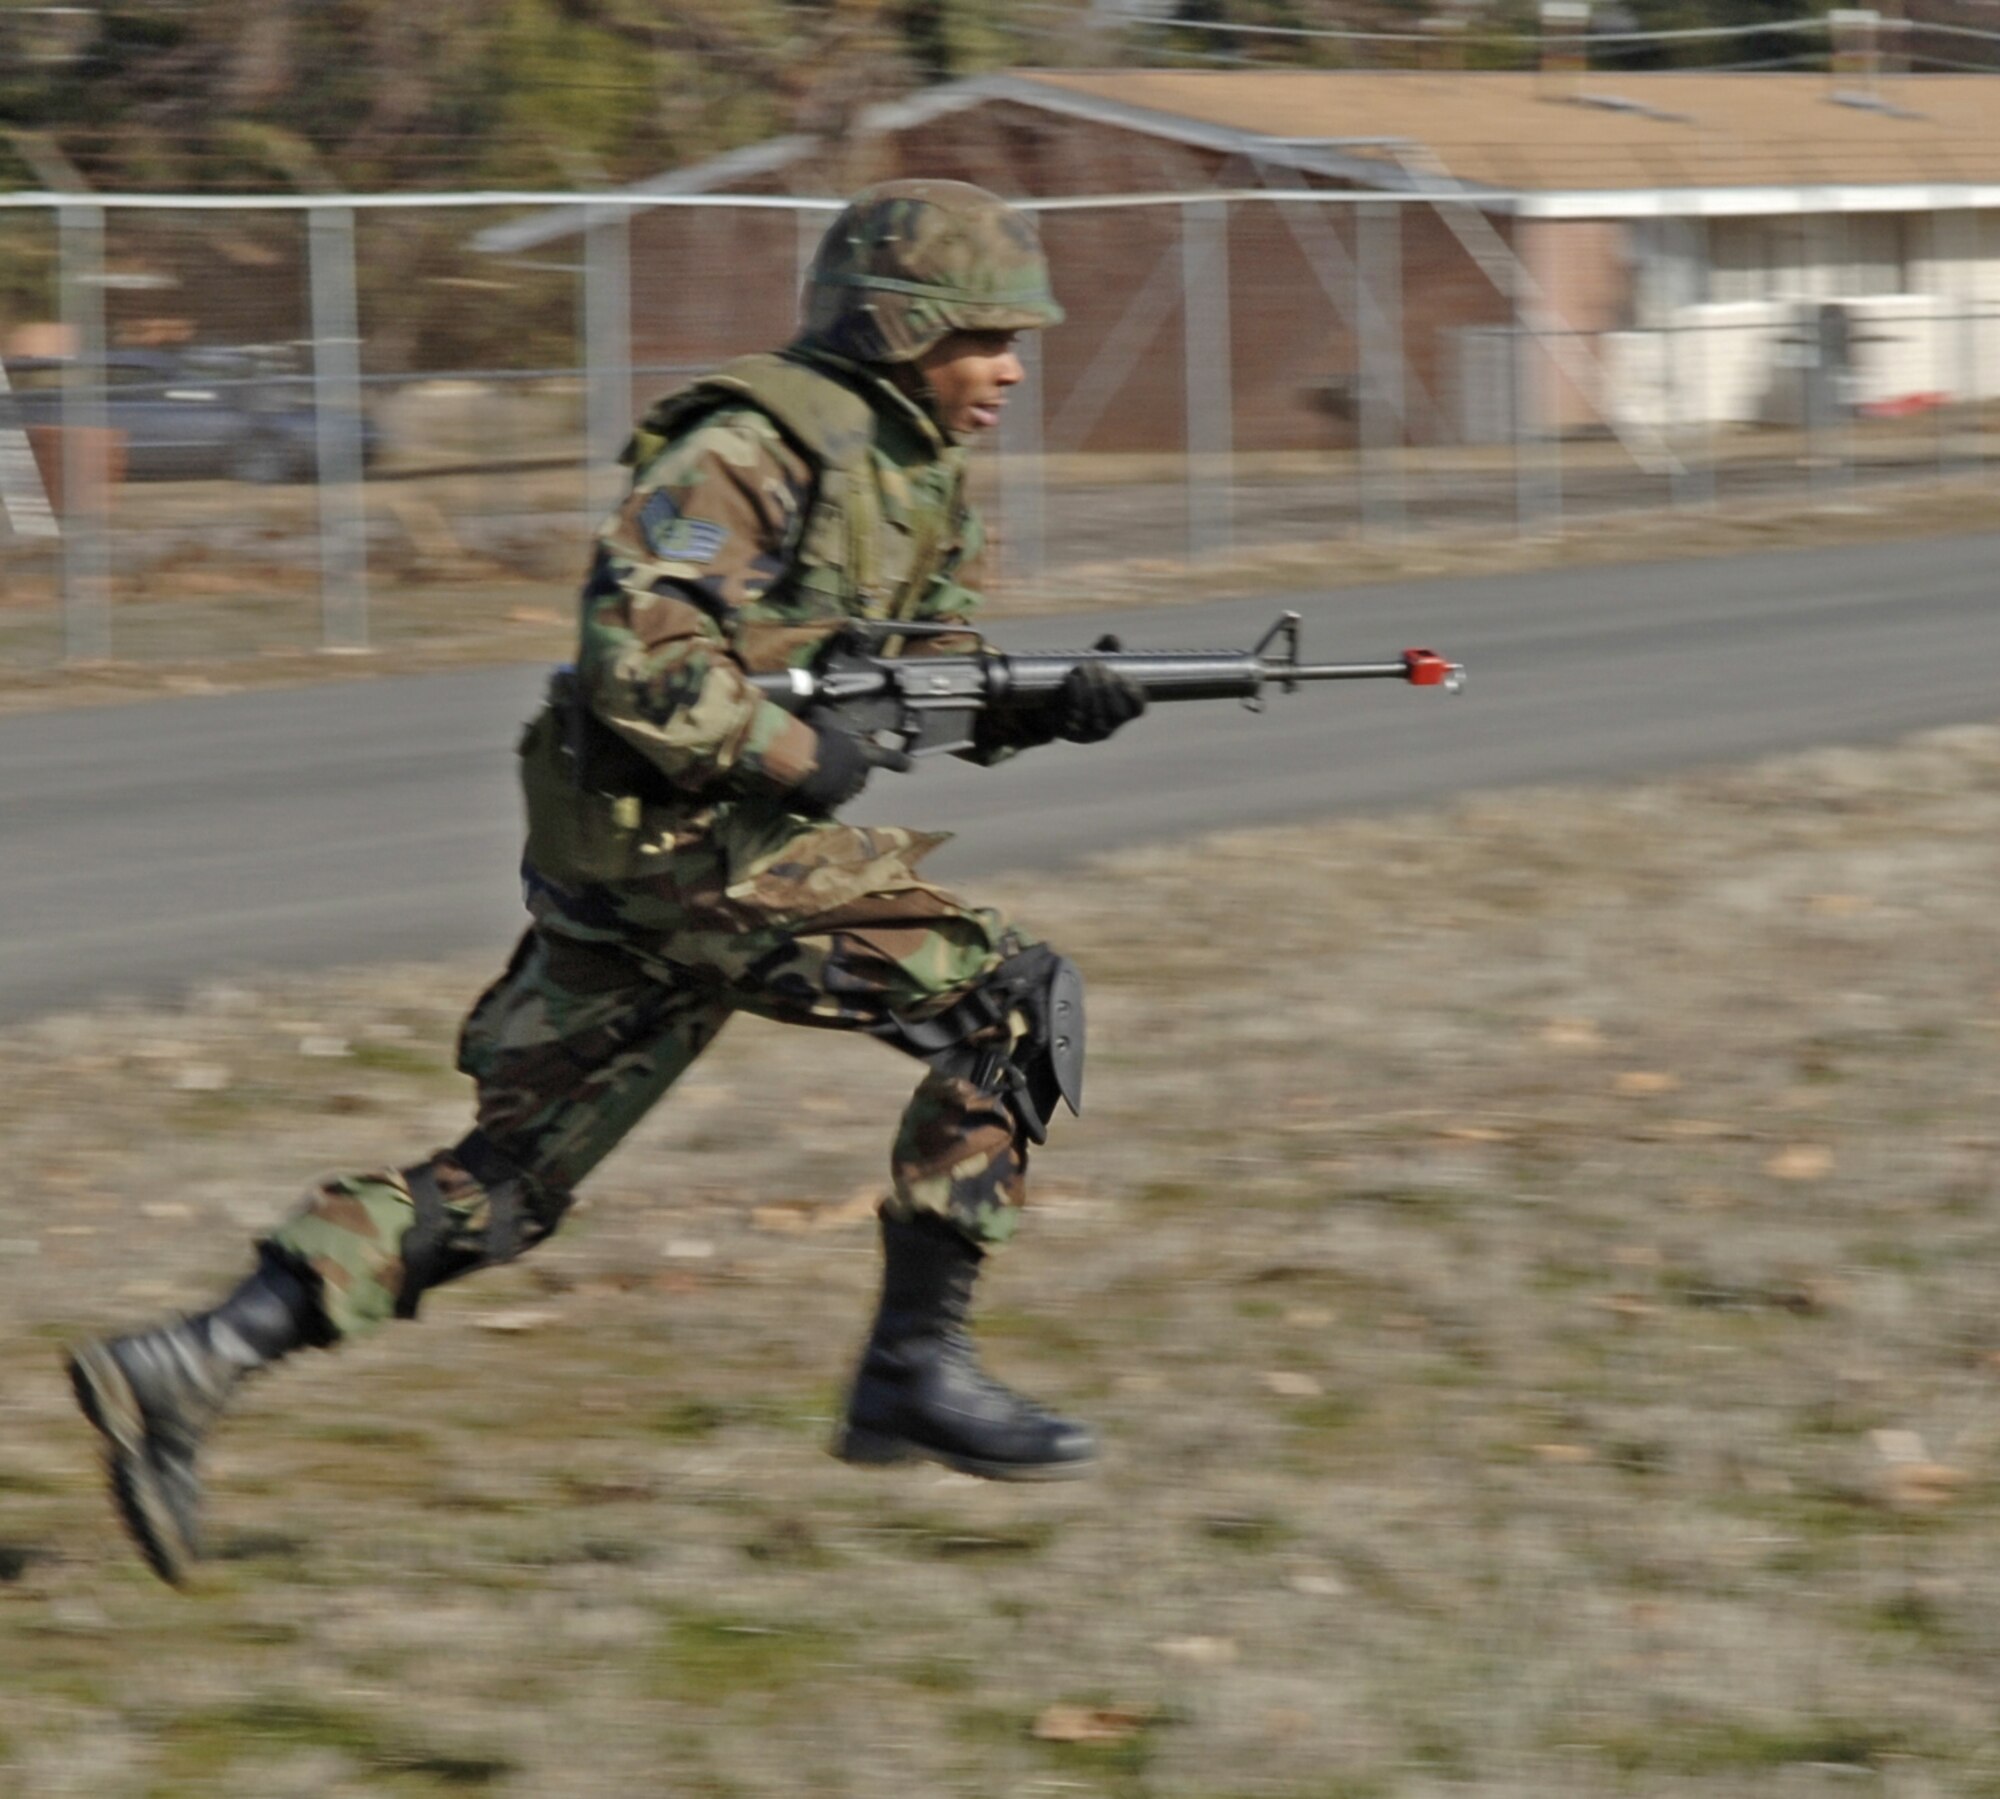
[622,350,966,630]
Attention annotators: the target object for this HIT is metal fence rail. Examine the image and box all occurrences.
[1,186,1995,667]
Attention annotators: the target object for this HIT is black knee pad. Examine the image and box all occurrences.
[868,944,1085,1146]
[393,1131,575,1320]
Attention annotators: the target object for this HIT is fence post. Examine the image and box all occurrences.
[1358,196,1405,539]
[998,327,1046,588]
[1677,212,1718,511]
[58,199,110,662]
[1181,197,1232,562]
[1960,201,1982,481]
[310,203,370,652]
[1941,197,1971,481]
[1511,227,1538,537]
[583,201,633,526]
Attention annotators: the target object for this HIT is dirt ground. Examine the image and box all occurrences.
[3,716,1999,1796]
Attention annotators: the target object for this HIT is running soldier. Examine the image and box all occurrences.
[68,180,1148,1586]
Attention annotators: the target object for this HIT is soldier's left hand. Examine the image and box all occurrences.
[1056,637,1147,744]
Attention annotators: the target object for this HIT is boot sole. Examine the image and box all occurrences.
[832,1424,1096,1483]
[65,1344,193,1588]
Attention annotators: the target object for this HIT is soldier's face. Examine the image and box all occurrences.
[913,329,1024,439]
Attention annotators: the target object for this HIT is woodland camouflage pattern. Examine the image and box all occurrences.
[266,333,1057,1340]
[800,177,1064,365]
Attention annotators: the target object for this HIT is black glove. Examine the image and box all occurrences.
[790,725,912,814]
[1054,638,1148,744]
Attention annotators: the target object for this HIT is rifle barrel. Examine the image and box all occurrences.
[1283,661,1414,682]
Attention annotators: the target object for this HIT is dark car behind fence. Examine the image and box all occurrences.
[0,347,382,485]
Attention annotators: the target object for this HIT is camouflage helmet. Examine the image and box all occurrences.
[800,178,1064,365]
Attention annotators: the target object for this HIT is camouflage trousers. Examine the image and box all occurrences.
[264,872,1038,1341]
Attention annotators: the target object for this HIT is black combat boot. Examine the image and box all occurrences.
[66,1253,322,1586]
[834,1214,1097,1481]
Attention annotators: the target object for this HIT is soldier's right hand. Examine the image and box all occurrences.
[791,725,912,814]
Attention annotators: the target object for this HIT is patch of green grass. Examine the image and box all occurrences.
[1855,1237,1928,1274]
[896,1655,977,1694]
[1531,1255,1598,1294]
[650,1398,733,1441]
[165,1090,267,1135]
[1340,1184,1470,1215]
[870,1512,1058,1559]
[650,1612,846,1704]
[1584,1713,1909,1774]
[155,1696,405,1782]
[514,1531,655,1569]
[975,1306,1099,1357]
[1729,1480,1936,1547]
[299,1420,434,1452]
[207,1612,307,1646]
[1133,1178,1212,1212]
[1284,1393,1367,1435]
[1198,1510,1293,1551]
[740,1513,830,1568]
[349,1040,450,1078]
[648,1391,827,1442]
[1865,1586,1954,1644]
[1606,1436,1673,1477]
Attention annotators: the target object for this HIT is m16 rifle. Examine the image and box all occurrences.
[747,612,1465,759]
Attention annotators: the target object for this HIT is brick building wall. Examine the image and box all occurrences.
[622,103,1530,452]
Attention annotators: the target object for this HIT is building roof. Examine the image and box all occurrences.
[473,68,2000,255]
[1022,69,2000,193]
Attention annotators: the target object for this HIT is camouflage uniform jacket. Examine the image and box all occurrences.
[519,346,992,934]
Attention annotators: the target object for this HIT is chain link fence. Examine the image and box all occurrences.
[3,187,1997,668]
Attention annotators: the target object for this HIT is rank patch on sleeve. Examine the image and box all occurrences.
[654,518,729,563]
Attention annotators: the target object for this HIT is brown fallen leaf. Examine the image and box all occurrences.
[1261,1371,1323,1398]
[1870,1428,1928,1464]
[1031,1703,1153,1744]
[1882,1462,1970,1511]
[1613,1070,1681,1095]
[1765,1144,1835,1181]
[1540,1017,1604,1050]
[473,1309,558,1334]
[751,1188,883,1234]
[1532,1443,1595,1464]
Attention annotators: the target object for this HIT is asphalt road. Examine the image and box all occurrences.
[3,530,1996,1022]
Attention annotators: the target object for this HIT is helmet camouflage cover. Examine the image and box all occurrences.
[800,178,1064,365]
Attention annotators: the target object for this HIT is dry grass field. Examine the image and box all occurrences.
[3,719,1999,1796]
